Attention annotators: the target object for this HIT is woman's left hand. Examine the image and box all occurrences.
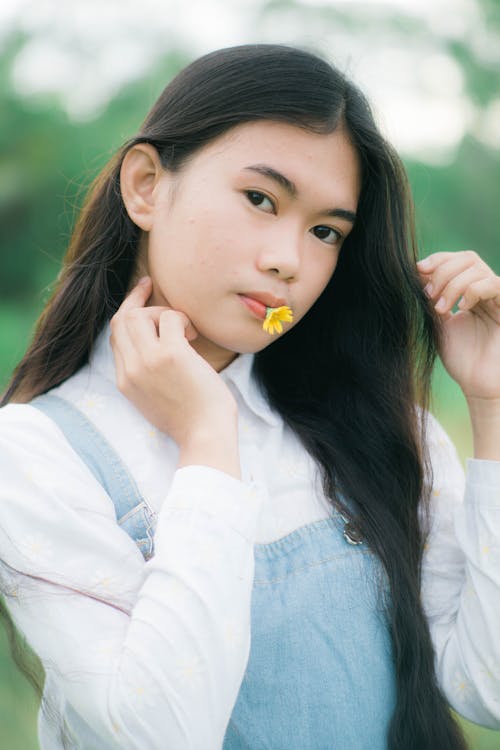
[417,250,500,400]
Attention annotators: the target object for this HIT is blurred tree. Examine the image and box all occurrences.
[0,31,190,300]
[447,0,500,108]
[1,0,498,307]
[0,31,73,298]
[408,137,500,271]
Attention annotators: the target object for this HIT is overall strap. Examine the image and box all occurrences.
[29,393,154,560]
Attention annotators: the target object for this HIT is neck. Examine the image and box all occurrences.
[188,335,240,373]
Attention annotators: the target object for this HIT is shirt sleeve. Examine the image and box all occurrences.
[0,403,264,750]
[420,411,500,729]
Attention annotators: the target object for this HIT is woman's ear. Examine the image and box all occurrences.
[120,143,166,231]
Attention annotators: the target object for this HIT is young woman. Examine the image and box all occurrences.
[0,43,499,750]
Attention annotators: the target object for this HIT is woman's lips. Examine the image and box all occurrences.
[238,294,267,319]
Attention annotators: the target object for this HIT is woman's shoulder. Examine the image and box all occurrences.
[0,399,117,516]
[0,399,144,606]
[0,328,122,444]
[0,399,63,439]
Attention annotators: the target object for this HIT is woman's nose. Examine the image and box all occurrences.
[257,230,301,281]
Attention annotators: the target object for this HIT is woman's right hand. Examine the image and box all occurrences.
[109,277,239,448]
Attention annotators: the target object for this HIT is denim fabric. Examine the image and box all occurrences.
[30,394,155,560]
[223,515,396,749]
[30,393,396,749]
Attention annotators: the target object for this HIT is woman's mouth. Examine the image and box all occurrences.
[238,294,267,319]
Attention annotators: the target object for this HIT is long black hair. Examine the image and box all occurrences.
[1,43,467,748]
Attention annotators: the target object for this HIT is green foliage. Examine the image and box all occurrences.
[408,138,500,272]
[0,34,190,298]
[0,622,38,750]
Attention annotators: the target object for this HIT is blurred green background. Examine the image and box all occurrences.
[0,0,499,747]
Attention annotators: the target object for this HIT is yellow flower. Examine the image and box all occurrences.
[262,305,294,335]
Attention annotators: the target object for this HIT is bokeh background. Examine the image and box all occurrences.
[0,0,499,747]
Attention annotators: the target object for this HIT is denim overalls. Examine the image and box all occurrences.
[31,393,397,750]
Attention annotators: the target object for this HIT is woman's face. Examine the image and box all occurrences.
[143,120,361,371]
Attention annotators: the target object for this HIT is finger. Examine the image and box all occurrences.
[116,306,174,376]
[124,305,171,337]
[416,252,457,275]
[421,252,485,301]
[124,308,163,360]
[115,276,153,317]
[158,308,197,349]
[416,250,485,281]
[110,297,161,376]
[128,303,199,342]
[111,306,175,392]
[110,311,145,388]
[432,264,489,313]
[109,324,139,393]
[458,276,500,316]
[109,277,155,358]
[109,330,127,384]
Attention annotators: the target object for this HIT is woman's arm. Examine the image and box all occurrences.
[0,403,262,749]
[466,396,500,461]
[416,249,500,460]
[417,250,500,725]
[420,412,500,729]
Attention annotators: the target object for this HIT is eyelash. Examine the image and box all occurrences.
[244,190,343,246]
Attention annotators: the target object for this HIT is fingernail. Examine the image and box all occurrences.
[417,258,431,269]
[435,297,446,311]
[424,283,433,297]
[138,276,150,286]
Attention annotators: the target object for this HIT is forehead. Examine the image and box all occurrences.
[196,120,361,207]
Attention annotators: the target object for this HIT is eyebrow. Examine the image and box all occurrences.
[242,164,357,224]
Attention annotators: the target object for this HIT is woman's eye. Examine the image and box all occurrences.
[245,190,275,213]
[244,193,341,246]
[311,225,342,246]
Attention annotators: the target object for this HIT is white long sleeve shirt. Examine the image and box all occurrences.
[0,322,499,749]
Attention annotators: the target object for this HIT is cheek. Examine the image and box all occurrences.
[182,207,238,259]
[150,222,241,297]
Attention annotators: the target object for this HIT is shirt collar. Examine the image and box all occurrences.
[89,321,280,428]
[218,349,281,427]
